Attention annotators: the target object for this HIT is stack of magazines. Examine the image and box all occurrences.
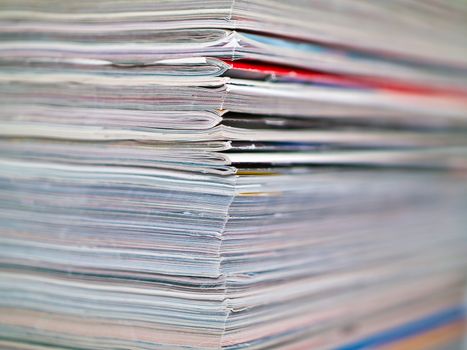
[0,1,467,349]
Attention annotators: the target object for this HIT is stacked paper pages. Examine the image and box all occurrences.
[0,1,467,349]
